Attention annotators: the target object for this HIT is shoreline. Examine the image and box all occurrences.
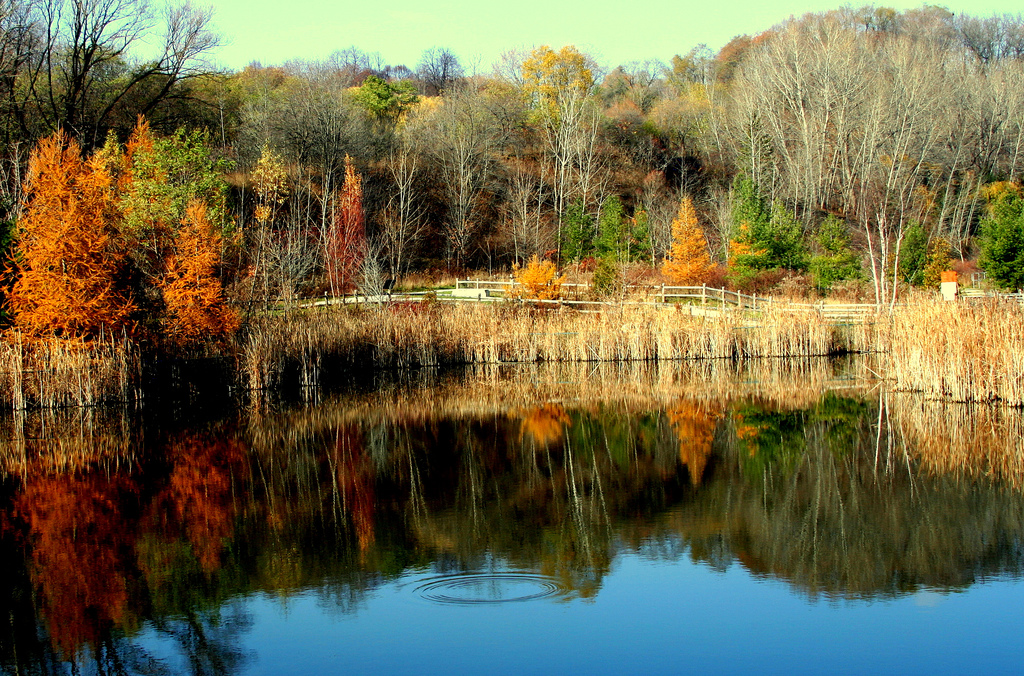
[1,297,1021,409]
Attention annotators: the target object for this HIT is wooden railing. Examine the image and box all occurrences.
[454,279,886,320]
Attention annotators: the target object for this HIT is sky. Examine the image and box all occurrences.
[204,0,1024,73]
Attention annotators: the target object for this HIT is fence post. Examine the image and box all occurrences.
[702,284,707,306]
[661,284,666,304]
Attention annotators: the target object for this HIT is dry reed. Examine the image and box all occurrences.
[0,333,140,410]
[0,407,139,476]
[894,395,1024,489]
[241,303,877,397]
[880,298,1024,405]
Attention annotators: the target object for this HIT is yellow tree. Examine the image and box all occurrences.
[522,45,600,233]
[513,255,566,300]
[158,200,239,348]
[10,131,134,338]
[662,196,712,285]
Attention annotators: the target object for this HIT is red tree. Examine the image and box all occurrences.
[325,155,366,295]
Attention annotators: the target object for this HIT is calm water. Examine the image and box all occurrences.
[2,360,1024,675]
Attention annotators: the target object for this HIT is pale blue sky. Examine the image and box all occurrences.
[204,0,1024,73]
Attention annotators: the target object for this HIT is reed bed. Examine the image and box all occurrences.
[880,299,1024,405]
[0,333,140,410]
[246,358,875,448]
[242,303,875,397]
[0,407,139,476]
[894,395,1024,489]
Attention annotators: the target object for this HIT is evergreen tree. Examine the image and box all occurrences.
[899,221,929,285]
[595,195,627,261]
[979,184,1024,291]
[560,200,594,264]
[810,215,861,290]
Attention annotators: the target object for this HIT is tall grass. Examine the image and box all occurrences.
[880,298,1024,405]
[241,303,878,397]
[0,406,138,476]
[0,333,139,410]
[894,395,1024,489]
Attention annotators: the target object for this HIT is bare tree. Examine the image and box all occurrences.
[416,46,464,96]
[501,154,550,263]
[28,0,219,147]
[423,86,498,268]
[378,121,428,277]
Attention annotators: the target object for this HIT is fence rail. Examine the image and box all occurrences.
[455,279,882,319]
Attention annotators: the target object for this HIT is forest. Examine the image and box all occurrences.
[2,1,1024,348]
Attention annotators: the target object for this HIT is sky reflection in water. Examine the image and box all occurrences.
[3,360,1024,675]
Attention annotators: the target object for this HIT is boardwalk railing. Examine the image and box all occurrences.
[454,279,885,321]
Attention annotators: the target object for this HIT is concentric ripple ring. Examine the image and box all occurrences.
[413,573,569,605]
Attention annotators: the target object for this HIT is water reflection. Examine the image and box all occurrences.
[1,359,1024,673]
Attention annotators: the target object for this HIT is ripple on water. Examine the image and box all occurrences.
[412,572,571,605]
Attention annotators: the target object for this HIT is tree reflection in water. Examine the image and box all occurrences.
[0,360,1023,672]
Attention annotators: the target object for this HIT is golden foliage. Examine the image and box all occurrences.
[10,132,135,339]
[522,45,595,118]
[667,400,717,485]
[980,180,1022,206]
[728,223,755,268]
[158,200,239,347]
[513,255,565,300]
[921,237,951,289]
[518,403,571,446]
[252,144,289,225]
[661,196,712,285]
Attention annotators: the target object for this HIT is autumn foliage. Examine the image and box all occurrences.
[10,132,134,338]
[667,400,717,486]
[14,473,139,656]
[662,196,712,286]
[8,122,236,349]
[513,255,565,300]
[325,155,366,295]
[158,200,239,347]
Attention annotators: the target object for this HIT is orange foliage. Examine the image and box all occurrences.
[159,434,246,572]
[662,196,712,285]
[158,200,239,347]
[513,255,566,300]
[518,403,572,446]
[728,223,754,268]
[10,131,134,338]
[14,473,138,656]
[667,400,717,485]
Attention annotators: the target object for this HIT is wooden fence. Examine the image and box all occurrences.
[454,279,881,321]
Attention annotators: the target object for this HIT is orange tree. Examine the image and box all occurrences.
[9,131,135,338]
[8,121,237,348]
[513,255,565,300]
[662,196,712,285]
[325,156,366,295]
[158,201,240,347]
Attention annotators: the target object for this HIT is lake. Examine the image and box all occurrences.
[2,359,1023,675]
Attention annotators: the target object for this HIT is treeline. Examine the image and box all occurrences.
[5,2,1024,341]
